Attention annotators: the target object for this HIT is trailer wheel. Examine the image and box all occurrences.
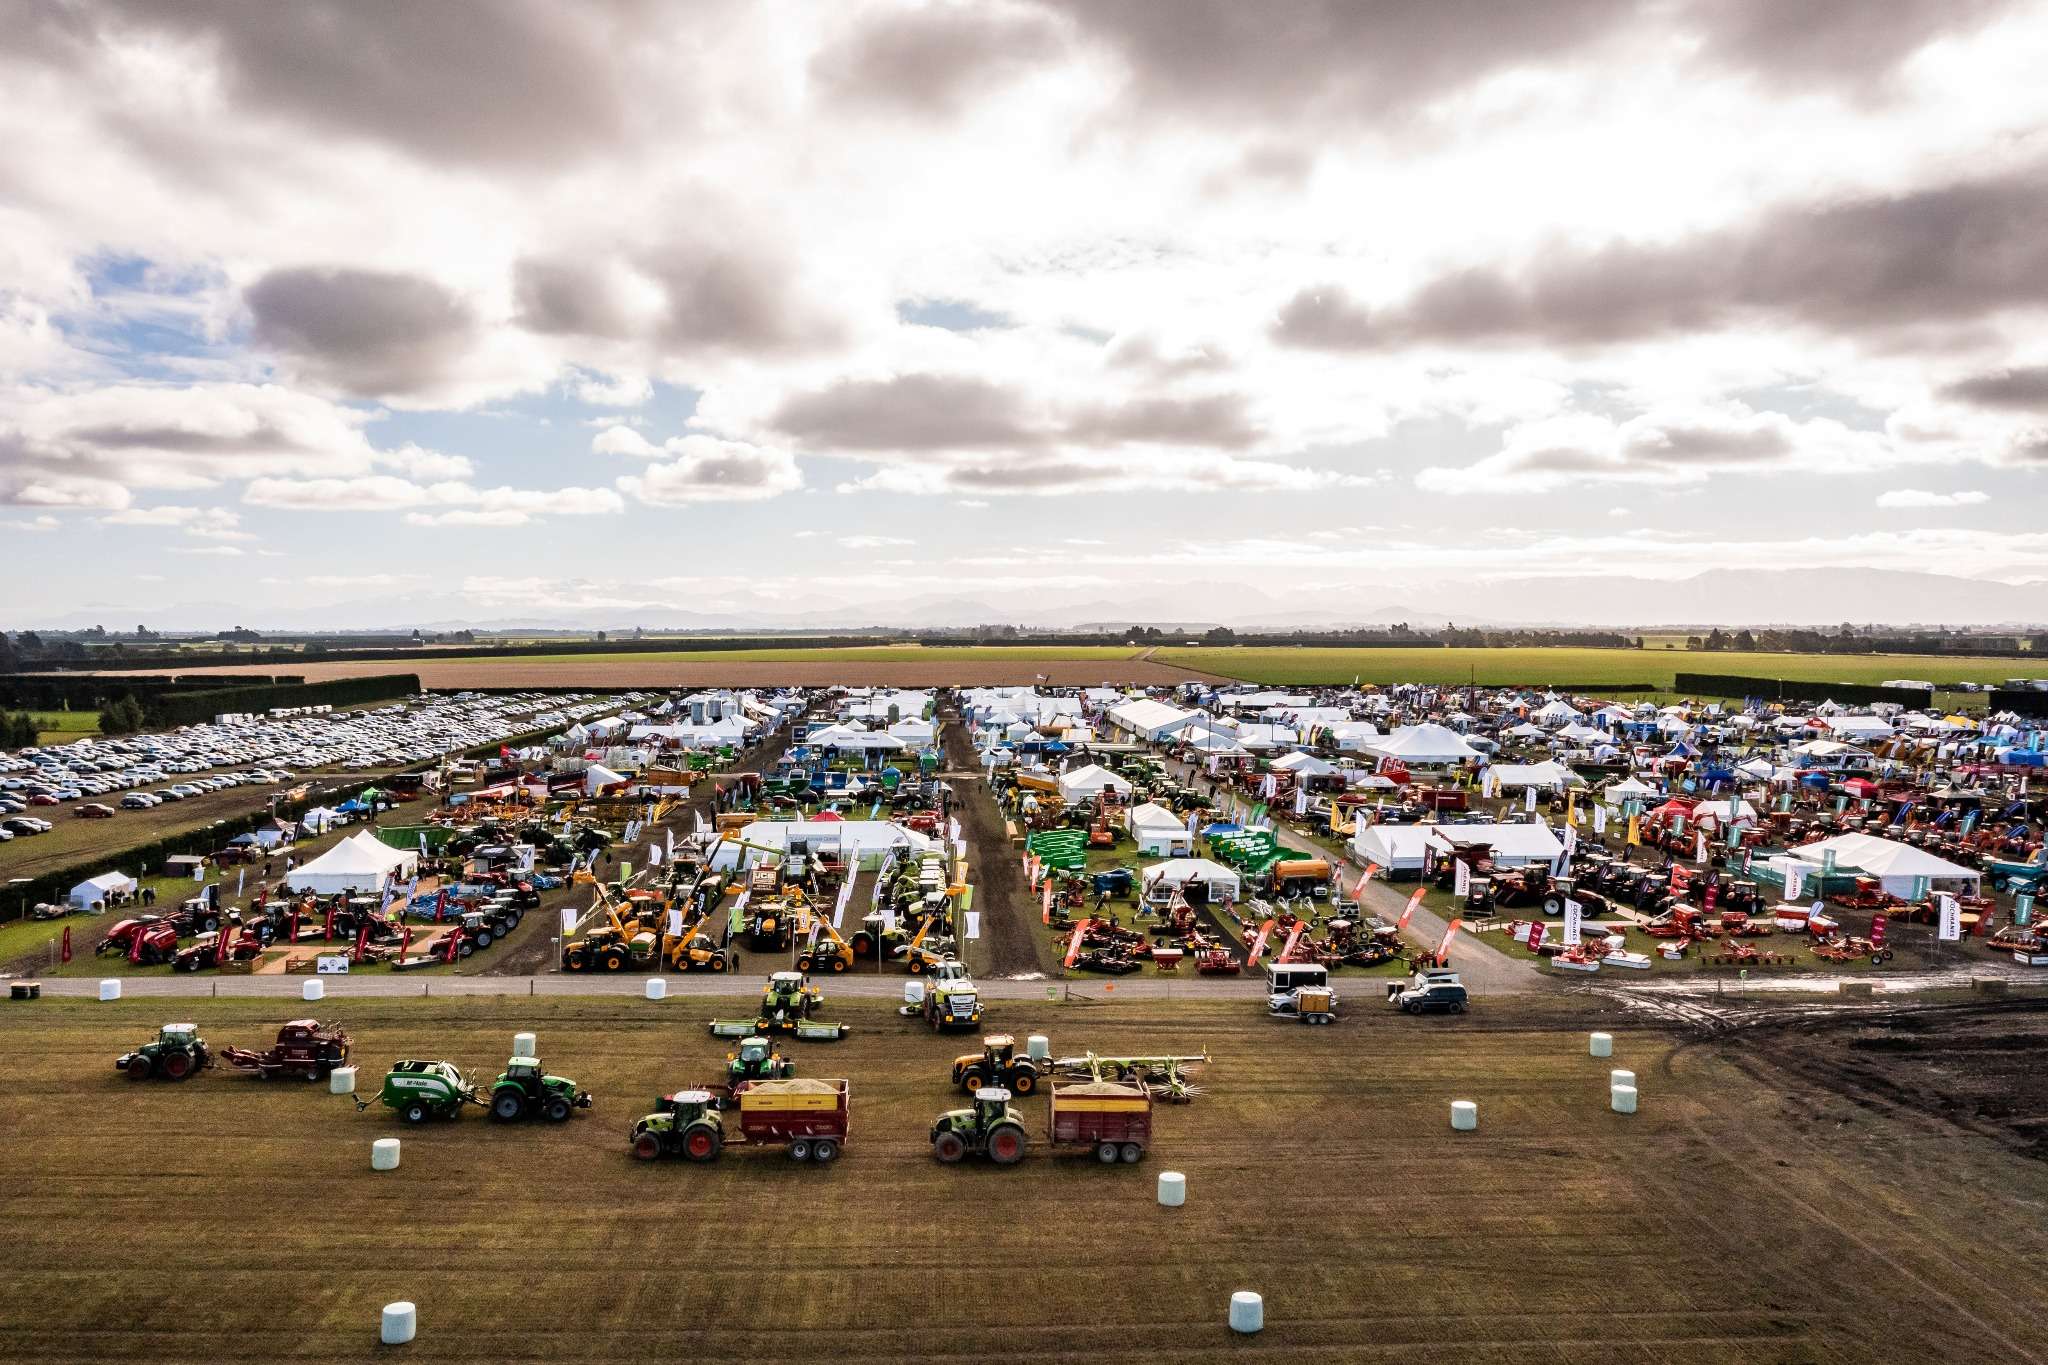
[632,1131,663,1161]
[813,1138,840,1163]
[933,1131,966,1164]
[403,1101,429,1124]
[126,1055,153,1081]
[788,1139,812,1162]
[1096,1141,1119,1164]
[1120,1143,1143,1164]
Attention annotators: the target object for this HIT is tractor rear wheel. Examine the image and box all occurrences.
[164,1050,193,1080]
[457,939,474,958]
[491,1091,524,1122]
[988,1124,1026,1165]
[683,1126,721,1162]
[959,1067,986,1092]
[788,1139,812,1161]
[1120,1143,1143,1164]
[1096,1142,1119,1164]
[125,1055,152,1081]
[632,1131,663,1161]
[813,1138,840,1163]
[932,1131,966,1164]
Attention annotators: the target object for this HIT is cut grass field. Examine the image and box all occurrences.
[6,993,2048,1362]
[1153,645,2037,690]
[19,709,100,745]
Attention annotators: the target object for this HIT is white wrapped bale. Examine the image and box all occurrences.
[644,977,667,1000]
[513,1032,537,1057]
[1589,1032,1613,1058]
[380,1301,416,1344]
[1609,1068,1635,1090]
[1450,1100,1477,1131]
[371,1138,401,1171]
[330,1065,357,1095]
[1026,1034,1050,1062]
[1229,1291,1264,1334]
[301,978,324,1002]
[1157,1171,1186,1207]
[98,979,122,1001]
[1611,1083,1639,1114]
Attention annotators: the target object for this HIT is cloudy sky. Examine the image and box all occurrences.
[4,0,2048,628]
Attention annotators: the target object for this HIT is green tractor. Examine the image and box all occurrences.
[488,1055,593,1123]
[930,1086,1029,1165]
[710,971,850,1041]
[367,1059,482,1123]
[632,1089,726,1161]
[115,1023,212,1081]
[726,1035,794,1087]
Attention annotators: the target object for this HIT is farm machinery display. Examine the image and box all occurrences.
[710,971,851,1041]
[116,1023,213,1080]
[929,1079,1153,1165]
[488,1054,593,1123]
[631,1078,849,1163]
[364,1060,485,1123]
[220,1019,351,1081]
[1047,1048,1208,1103]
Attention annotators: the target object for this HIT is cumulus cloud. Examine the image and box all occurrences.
[246,266,478,398]
[1680,0,2021,90]
[1941,366,2048,411]
[615,435,805,506]
[1876,488,1990,508]
[1417,404,1894,494]
[811,4,1067,115]
[1275,173,2048,352]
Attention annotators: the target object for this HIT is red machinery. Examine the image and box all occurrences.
[221,1019,352,1080]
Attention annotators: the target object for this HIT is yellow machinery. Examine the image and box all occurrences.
[561,887,661,971]
[792,907,855,975]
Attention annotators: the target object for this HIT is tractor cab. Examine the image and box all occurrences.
[972,1085,1014,1130]
[160,1023,200,1050]
[983,1034,1017,1067]
[660,1088,716,1126]
[762,971,821,1019]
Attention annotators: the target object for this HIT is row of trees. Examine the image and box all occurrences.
[0,713,43,747]
[96,695,147,735]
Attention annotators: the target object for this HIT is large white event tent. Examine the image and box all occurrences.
[1365,723,1480,765]
[1790,833,1980,896]
[285,831,417,895]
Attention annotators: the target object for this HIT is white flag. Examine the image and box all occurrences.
[1937,892,1961,941]
[1524,785,1538,813]
[1453,858,1470,899]
[1563,899,1582,946]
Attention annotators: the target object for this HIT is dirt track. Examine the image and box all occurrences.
[111,657,1211,688]
[939,707,1044,978]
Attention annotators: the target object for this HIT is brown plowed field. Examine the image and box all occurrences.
[95,657,1213,689]
[9,993,2048,1362]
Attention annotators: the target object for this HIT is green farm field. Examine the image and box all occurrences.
[1152,646,2037,690]
[8,993,2048,1362]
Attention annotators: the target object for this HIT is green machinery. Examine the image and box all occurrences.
[115,1023,212,1081]
[929,1086,1029,1165]
[725,1035,794,1086]
[365,1059,483,1123]
[488,1055,592,1123]
[709,971,850,1041]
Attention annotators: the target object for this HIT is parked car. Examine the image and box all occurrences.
[28,794,60,806]
[75,803,117,819]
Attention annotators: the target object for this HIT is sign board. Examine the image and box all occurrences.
[315,955,350,975]
[1593,805,1607,835]
[965,912,981,940]
[1562,899,1582,946]
[560,906,578,936]
[1452,858,1470,899]
[1870,912,1887,946]
[1937,893,1962,942]
[667,908,683,937]
[2017,892,2035,927]
[1783,863,1806,903]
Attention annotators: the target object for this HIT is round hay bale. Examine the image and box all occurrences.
[330,1066,357,1095]
[1450,1100,1478,1131]
[371,1138,401,1171]
[1611,1083,1639,1114]
[1157,1170,1186,1207]
[1229,1291,1264,1334]
[1589,1031,1613,1058]
[380,1301,416,1344]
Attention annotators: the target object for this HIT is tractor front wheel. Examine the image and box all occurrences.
[828,956,847,974]
[632,1131,663,1161]
[932,1131,966,1164]
[602,948,624,971]
[125,1056,152,1081]
[709,955,727,972]
[545,1097,572,1122]
[1011,1069,1037,1095]
[908,957,926,975]
[959,1067,986,1092]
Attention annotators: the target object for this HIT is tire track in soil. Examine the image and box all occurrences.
[938,707,1043,978]
[475,722,799,975]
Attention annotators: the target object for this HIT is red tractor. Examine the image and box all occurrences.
[98,916,181,966]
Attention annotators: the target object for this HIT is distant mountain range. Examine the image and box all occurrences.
[19,568,2047,634]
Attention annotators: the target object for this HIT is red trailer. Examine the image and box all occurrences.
[1048,1079,1153,1163]
[220,1019,353,1081]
